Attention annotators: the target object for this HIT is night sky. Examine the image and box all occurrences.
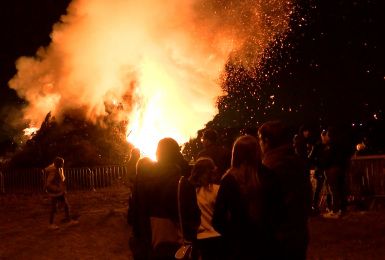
[283,0,385,125]
[1,0,384,145]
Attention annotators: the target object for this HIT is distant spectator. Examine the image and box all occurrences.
[293,124,314,160]
[198,129,231,183]
[308,132,328,215]
[258,121,312,260]
[45,157,78,230]
[319,127,350,218]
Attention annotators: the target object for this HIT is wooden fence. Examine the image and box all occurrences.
[348,155,385,199]
[0,155,384,197]
[0,166,130,194]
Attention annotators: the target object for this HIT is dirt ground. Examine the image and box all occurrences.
[1,188,385,260]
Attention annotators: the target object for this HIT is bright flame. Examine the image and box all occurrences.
[126,56,220,159]
[8,0,294,158]
[23,127,39,138]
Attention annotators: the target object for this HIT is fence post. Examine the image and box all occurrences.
[0,171,4,193]
[88,168,96,191]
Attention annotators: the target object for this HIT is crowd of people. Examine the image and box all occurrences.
[126,120,353,260]
[44,119,352,259]
[293,125,351,218]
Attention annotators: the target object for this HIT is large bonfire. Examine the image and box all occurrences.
[9,0,295,162]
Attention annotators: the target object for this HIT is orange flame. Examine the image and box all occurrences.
[23,127,39,138]
[126,57,220,159]
[8,0,294,159]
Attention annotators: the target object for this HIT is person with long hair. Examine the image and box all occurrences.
[212,135,276,259]
[148,138,200,260]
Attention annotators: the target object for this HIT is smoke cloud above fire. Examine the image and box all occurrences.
[9,0,293,156]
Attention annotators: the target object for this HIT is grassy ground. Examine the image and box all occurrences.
[1,188,385,259]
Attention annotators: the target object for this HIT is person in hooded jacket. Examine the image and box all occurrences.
[45,157,78,230]
[258,121,312,260]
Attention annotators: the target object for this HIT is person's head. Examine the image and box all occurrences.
[231,135,261,169]
[321,129,329,144]
[321,127,339,145]
[136,157,155,176]
[53,157,64,168]
[231,135,262,208]
[189,157,216,188]
[325,126,339,144]
[129,148,140,162]
[156,138,181,164]
[258,120,291,154]
[201,129,218,148]
[299,124,311,139]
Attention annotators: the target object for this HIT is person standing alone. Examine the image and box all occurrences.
[45,157,77,230]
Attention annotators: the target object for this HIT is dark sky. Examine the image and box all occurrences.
[0,0,70,102]
[285,0,385,125]
[1,0,384,142]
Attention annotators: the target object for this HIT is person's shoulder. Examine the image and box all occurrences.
[45,163,55,170]
[45,164,56,174]
[220,169,238,185]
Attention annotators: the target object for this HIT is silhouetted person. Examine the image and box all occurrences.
[133,138,200,260]
[293,124,314,160]
[189,157,222,260]
[127,148,141,185]
[198,129,231,183]
[308,132,327,215]
[45,157,77,230]
[319,127,350,218]
[129,157,156,260]
[213,135,278,260]
[258,121,312,260]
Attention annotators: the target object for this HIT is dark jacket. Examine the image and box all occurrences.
[262,144,312,260]
[212,166,279,259]
[130,160,200,260]
[318,144,350,170]
[149,163,201,241]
